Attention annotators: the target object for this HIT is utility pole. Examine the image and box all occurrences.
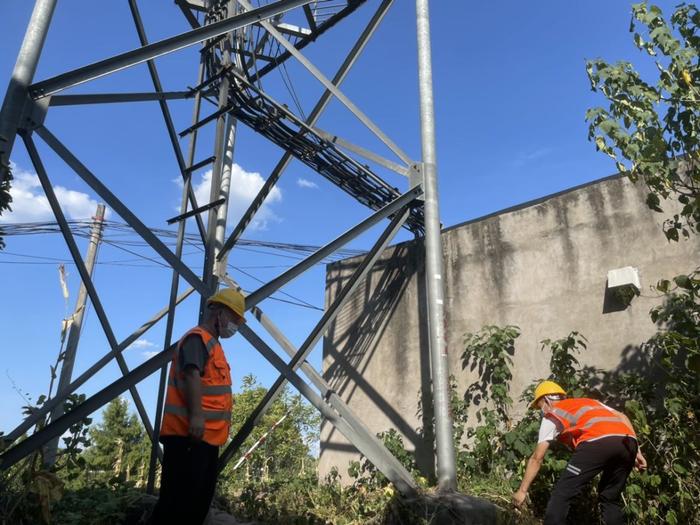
[416,0,457,491]
[44,203,106,467]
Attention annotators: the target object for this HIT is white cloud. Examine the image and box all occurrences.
[177,164,282,231]
[130,338,159,359]
[131,338,157,349]
[296,177,318,189]
[0,163,110,223]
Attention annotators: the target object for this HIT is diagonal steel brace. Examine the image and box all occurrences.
[220,207,411,482]
[22,132,158,452]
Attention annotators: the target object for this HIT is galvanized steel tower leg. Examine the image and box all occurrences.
[0,0,56,179]
[213,114,236,271]
[201,1,238,317]
[416,0,457,491]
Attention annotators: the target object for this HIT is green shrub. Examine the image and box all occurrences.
[456,271,699,523]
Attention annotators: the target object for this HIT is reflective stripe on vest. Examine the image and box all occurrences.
[546,398,635,449]
[203,337,217,355]
[163,405,230,421]
[167,376,232,396]
[582,416,625,429]
[550,405,598,424]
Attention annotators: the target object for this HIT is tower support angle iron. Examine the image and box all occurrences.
[0,0,456,496]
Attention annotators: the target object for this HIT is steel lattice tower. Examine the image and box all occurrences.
[0,0,456,493]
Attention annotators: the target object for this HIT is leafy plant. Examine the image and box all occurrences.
[586,2,700,242]
[0,375,91,525]
[618,270,700,523]
[347,429,421,492]
[461,325,520,422]
[456,293,699,524]
[540,331,588,395]
[50,483,150,525]
[455,326,520,479]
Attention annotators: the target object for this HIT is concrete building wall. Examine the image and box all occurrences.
[319,174,700,481]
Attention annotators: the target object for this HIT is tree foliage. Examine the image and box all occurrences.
[219,374,320,490]
[586,2,700,241]
[627,270,700,522]
[82,397,150,486]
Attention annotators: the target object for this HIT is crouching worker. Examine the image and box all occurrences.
[150,288,245,525]
[512,381,647,525]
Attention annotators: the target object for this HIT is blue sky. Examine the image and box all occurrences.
[0,1,680,436]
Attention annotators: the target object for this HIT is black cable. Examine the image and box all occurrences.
[231,265,322,311]
[1,220,364,310]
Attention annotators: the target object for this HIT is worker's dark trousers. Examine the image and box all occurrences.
[544,436,637,525]
[150,436,219,525]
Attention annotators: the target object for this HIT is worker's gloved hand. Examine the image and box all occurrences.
[512,489,527,507]
[635,450,647,471]
[189,412,205,441]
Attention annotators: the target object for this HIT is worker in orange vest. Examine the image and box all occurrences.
[512,381,647,525]
[150,288,245,525]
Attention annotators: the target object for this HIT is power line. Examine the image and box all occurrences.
[0,247,324,311]
[1,220,367,261]
[0,219,365,311]
[230,265,322,311]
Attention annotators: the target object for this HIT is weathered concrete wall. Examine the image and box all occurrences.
[319,174,700,481]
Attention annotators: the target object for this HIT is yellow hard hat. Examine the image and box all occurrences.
[531,380,566,408]
[207,288,246,321]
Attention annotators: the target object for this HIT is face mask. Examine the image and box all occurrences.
[540,396,556,414]
[220,320,239,338]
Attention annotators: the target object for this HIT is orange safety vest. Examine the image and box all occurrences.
[545,398,636,450]
[160,327,233,446]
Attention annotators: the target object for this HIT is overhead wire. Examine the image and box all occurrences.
[0,248,323,310]
[231,265,322,311]
[1,220,362,311]
[1,220,366,260]
[176,228,324,310]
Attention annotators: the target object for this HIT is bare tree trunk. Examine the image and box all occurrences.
[114,439,124,477]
